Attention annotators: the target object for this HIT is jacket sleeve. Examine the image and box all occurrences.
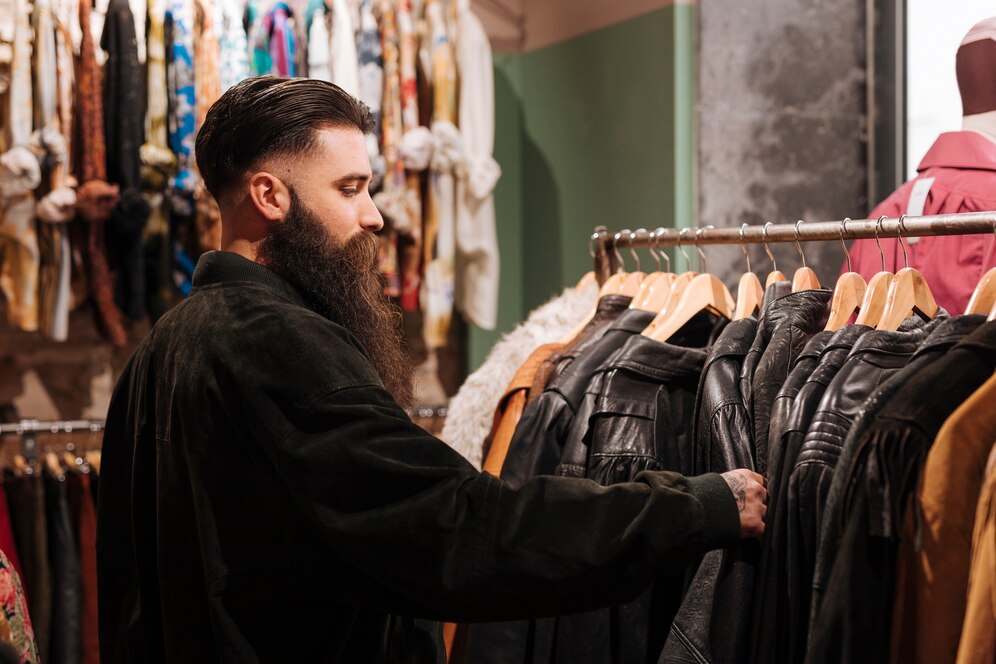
[269,382,741,622]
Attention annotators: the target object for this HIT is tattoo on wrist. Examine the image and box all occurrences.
[727,474,747,512]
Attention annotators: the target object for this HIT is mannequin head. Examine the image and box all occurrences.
[957,18,996,138]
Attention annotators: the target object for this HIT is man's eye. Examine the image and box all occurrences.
[340,187,360,197]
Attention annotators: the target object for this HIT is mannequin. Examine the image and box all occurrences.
[846,17,996,315]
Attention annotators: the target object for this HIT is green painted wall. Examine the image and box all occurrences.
[467,4,696,370]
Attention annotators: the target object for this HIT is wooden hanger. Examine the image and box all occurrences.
[853,216,894,327]
[877,267,938,330]
[574,271,596,291]
[826,273,867,331]
[762,222,788,287]
[876,216,939,331]
[559,231,632,344]
[647,273,735,342]
[733,224,764,320]
[988,297,996,322]
[45,451,64,477]
[85,450,101,475]
[616,230,647,297]
[854,271,893,327]
[965,266,996,315]
[791,220,822,291]
[825,219,867,331]
[632,230,677,312]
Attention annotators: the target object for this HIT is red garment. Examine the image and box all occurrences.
[848,131,996,314]
[67,472,99,664]
[0,487,23,582]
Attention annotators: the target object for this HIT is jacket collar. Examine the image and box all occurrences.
[911,314,987,360]
[918,131,996,172]
[603,332,709,382]
[952,319,996,359]
[192,251,310,310]
[847,310,948,359]
[704,317,758,367]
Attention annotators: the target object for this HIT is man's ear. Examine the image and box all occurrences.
[247,172,292,222]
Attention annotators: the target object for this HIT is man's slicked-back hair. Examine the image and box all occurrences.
[195,76,375,199]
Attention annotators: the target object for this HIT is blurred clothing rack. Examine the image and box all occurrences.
[0,420,105,463]
[591,211,996,283]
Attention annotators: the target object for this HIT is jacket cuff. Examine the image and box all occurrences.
[686,473,741,550]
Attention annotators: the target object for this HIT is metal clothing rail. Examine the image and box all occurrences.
[0,420,105,462]
[0,419,105,436]
[591,211,996,282]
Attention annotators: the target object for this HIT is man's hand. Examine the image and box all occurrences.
[720,469,767,539]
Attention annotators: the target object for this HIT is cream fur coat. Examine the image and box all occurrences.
[440,282,598,468]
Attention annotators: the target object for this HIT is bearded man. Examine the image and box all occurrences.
[96,76,766,663]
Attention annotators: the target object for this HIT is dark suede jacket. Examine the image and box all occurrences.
[96,252,741,664]
[806,318,996,664]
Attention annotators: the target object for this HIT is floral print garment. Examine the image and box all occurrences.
[0,546,39,663]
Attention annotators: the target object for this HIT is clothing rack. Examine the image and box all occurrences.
[590,211,996,283]
[0,420,105,462]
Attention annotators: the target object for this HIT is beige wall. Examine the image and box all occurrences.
[472,0,691,53]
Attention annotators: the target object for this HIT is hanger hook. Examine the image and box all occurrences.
[647,228,662,271]
[632,229,648,273]
[677,228,692,268]
[896,215,910,269]
[874,215,887,273]
[762,222,778,272]
[613,230,629,273]
[695,226,712,273]
[740,223,752,273]
[840,217,852,273]
[794,220,807,269]
[588,231,599,259]
[654,228,672,273]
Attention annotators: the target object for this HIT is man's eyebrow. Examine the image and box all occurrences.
[334,173,372,183]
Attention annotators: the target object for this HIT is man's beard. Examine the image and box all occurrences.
[258,190,415,410]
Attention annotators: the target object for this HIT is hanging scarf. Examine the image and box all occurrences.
[9,0,34,148]
[261,2,296,76]
[76,0,106,182]
[165,0,198,195]
[145,0,169,149]
[0,147,41,332]
[305,0,331,82]
[421,0,459,348]
[217,0,249,90]
[194,0,221,130]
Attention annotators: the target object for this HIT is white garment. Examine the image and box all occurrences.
[9,0,33,147]
[90,0,109,64]
[440,281,598,468]
[455,3,501,330]
[330,0,359,96]
[307,7,331,82]
[129,0,146,62]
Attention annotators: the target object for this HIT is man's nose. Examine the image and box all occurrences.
[360,193,384,232]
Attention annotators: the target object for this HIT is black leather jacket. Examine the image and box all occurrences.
[656,317,757,664]
[501,308,656,490]
[533,295,633,394]
[806,319,996,664]
[809,314,985,639]
[741,288,831,475]
[546,323,714,664]
[692,317,758,475]
[748,324,869,664]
